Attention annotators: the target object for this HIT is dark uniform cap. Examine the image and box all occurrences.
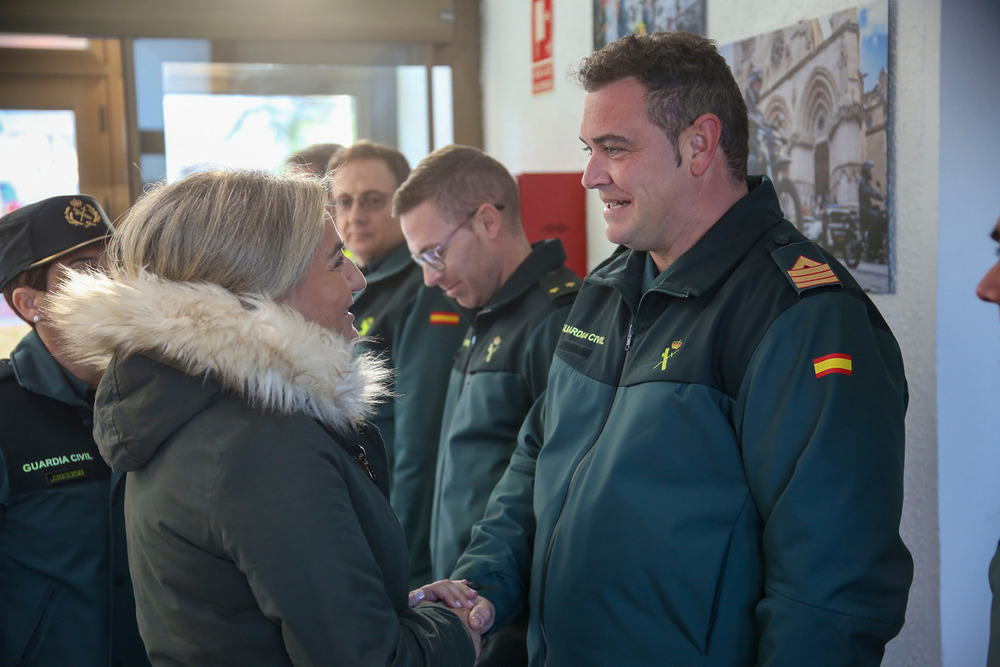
[0,194,114,290]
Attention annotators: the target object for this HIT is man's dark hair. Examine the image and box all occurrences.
[574,31,749,182]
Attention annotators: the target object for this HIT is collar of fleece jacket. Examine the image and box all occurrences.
[46,270,391,435]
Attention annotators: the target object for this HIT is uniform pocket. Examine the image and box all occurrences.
[555,337,591,359]
[16,585,59,666]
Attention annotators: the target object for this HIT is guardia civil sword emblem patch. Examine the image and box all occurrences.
[657,339,683,370]
[485,336,502,362]
[358,317,375,337]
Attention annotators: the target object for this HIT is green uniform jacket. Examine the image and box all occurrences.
[48,271,475,667]
[354,242,466,587]
[454,176,912,666]
[0,331,148,666]
[432,240,578,580]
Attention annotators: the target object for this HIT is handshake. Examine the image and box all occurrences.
[409,579,495,662]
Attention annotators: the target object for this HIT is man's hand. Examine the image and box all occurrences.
[451,605,484,661]
[409,579,496,661]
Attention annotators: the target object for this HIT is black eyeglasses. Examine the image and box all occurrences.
[332,190,391,215]
[410,204,505,271]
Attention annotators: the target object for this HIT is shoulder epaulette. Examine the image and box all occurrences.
[540,267,581,304]
[770,239,842,295]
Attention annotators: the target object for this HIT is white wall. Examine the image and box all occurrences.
[481,0,614,268]
[938,1,1000,665]
[480,1,943,664]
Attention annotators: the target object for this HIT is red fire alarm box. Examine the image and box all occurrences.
[517,172,588,279]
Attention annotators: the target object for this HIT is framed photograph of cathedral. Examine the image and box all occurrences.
[720,2,893,293]
[593,0,706,51]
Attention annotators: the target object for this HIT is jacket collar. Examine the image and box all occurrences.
[591,176,785,303]
[480,238,569,314]
[9,329,90,407]
[47,270,391,434]
[361,242,412,283]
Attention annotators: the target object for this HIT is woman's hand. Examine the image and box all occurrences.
[409,579,496,661]
[409,578,478,610]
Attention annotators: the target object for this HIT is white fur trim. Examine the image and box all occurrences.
[47,270,391,434]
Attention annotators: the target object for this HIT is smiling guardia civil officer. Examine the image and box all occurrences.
[450,31,912,666]
[0,195,149,666]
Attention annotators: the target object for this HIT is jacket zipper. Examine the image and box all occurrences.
[537,313,637,664]
[350,444,376,482]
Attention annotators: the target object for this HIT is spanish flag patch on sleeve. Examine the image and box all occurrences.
[429,311,461,325]
[813,353,852,378]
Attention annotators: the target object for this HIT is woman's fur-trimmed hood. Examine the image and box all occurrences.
[47,270,391,435]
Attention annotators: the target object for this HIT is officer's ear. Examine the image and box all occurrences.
[479,203,505,240]
[686,113,722,177]
[10,285,44,326]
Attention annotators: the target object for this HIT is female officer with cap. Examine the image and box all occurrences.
[0,195,148,666]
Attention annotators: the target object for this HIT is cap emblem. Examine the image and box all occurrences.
[64,198,101,228]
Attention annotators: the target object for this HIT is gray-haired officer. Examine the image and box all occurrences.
[0,195,149,666]
[328,142,467,588]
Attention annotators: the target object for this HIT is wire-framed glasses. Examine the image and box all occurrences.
[410,203,505,271]
[332,190,391,215]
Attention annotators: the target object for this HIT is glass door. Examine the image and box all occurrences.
[0,35,128,355]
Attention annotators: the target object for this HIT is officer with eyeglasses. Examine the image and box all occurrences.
[327,141,466,590]
[395,144,579,667]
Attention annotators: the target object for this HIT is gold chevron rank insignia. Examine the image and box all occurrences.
[786,255,840,291]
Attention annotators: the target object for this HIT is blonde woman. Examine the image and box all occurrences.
[49,170,491,666]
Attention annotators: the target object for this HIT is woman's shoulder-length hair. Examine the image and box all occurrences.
[109,169,328,299]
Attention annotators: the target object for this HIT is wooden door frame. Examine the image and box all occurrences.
[0,39,131,220]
